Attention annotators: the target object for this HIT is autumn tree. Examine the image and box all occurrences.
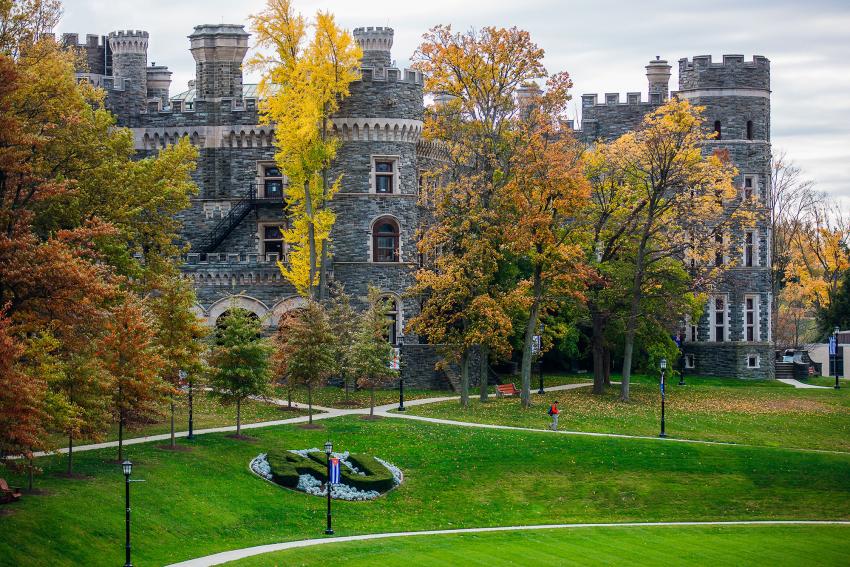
[207,307,272,437]
[410,26,549,406]
[587,100,741,401]
[250,0,361,298]
[147,275,208,448]
[501,76,591,407]
[274,300,336,423]
[352,289,398,417]
[101,297,168,461]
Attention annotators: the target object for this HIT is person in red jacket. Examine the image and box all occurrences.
[548,401,560,430]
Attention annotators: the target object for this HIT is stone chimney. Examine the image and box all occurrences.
[646,56,671,102]
[147,64,172,108]
[188,24,249,101]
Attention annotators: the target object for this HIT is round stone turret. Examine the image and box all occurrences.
[353,26,393,68]
[646,56,671,102]
[146,64,172,108]
[188,24,250,101]
[108,30,149,116]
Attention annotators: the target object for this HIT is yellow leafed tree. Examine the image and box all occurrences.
[249,0,361,297]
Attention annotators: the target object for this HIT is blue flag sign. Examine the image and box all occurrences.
[672,334,681,348]
[532,335,541,355]
[660,376,665,397]
[329,457,340,485]
[829,336,837,356]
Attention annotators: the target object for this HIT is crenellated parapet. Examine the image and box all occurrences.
[108,29,149,54]
[354,26,394,68]
[678,55,770,91]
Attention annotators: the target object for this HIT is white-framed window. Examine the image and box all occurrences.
[712,296,728,342]
[370,156,399,194]
[258,162,286,199]
[258,223,287,261]
[685,354,695,369]
[371,216,401,262]
[683,315,698,343]
[747,353,760,368]
[744,295,760,342]
[744,230,757,267]
[380,295,401,344]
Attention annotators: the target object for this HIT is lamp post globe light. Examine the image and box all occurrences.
[324,441,334,535]
[659,358,667,438]
[122,460,133,567]
[834,327,841,390]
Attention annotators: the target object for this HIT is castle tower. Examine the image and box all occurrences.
[146,64,172,110]
[677,54,773,378]
[188,24,249,102]
[330,25,424,353]
[108,30,148,116]
[353,27,393,69]
[645,56,671,102]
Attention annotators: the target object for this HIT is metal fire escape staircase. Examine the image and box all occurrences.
[199,184,285,254]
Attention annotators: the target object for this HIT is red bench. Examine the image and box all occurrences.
[0,478,21,504]
[496,383,520,397]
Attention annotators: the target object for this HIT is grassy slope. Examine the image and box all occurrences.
[402,375,850,452]
[2,416,850,566]
[229,525,850,567]
[48,394,309,447]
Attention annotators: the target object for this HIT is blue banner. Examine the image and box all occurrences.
[329,457,340,485]
[830,336,837,356]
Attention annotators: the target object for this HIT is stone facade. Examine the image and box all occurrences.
[579,55,774,379]
[67,23,774,381]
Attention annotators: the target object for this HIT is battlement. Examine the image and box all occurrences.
[581,92,660,107]
[61,32,107,49]
[108,29,149,54]
[678,55,770,91]
[354,26,394,68]
[359,66,423,85]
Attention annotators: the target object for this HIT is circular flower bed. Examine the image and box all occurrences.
[250,448,403,501]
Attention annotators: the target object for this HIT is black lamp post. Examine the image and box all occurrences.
[659,358,667,438]
[122,460,133,567]
[834,326,841,390]
[396,344,405,412]
[180,370,194,440]
[537,323,546,394]
[324,440,334,535]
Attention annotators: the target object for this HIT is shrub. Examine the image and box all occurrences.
[266,450,396,493]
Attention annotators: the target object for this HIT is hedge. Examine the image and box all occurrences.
[266,450,396,493]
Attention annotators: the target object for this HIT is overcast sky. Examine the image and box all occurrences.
[60,0,850,200]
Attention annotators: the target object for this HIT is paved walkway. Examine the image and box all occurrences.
[777,378,832,389]
[166,520,850,567]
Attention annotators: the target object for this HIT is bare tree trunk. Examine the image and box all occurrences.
[603,349,612,386]
[621,226,651,402]
[370,387,375,417]
[591,309,606,395]
[236,398,242,436]
[169,392,176,448]
[303,179,318,299]
[118,407,124,462]
[287,387,292,409]
[459,349,470,407]
[520,268,543,409]
[307,385,313,424]
[479,345,489,402]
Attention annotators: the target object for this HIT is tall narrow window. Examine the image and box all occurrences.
[713,297,726,342]
[745,296,758,342]
[744,231,755,267]
[714,120,722,140]
[746,120,754,140]
[714,233,724,267]
[383,297,399,344]
[372,218,400,262]
[743,176,755,200]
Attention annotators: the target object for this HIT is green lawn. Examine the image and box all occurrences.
[2,416,849,566]
[401,375,850,452]
[229,525,850,566]
[48,393,309,448]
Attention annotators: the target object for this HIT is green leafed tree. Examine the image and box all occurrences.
[207,305,272,437]
[352,288,399,417]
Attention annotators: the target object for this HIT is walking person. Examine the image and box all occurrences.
[548,400,560,431]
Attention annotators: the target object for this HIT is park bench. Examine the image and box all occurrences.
[495,383,520,397]
[0,478,21,503]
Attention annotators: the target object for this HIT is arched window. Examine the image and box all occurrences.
[372,217,400,262]
[746,120,754,140]
[714,120,722,140]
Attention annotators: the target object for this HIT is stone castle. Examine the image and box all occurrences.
[61,24,774,381]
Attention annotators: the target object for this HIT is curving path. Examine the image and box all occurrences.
[166,520,850,567]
